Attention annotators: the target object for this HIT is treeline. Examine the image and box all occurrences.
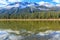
[0,11,60,19]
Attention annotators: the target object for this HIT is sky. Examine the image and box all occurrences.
[0,0,60,7]
[22,0,60,7]
[0,0,60,4]
[22,0,60,3]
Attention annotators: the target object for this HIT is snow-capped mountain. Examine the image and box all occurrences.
[0,2,52,9]
[0,2,60,14]
[1,2,59,10]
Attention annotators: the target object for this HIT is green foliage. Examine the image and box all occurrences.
[0,11,60,19]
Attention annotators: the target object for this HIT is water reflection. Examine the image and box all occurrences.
[0,30,60,40]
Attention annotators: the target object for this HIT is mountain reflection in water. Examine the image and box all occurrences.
[0,29,60,40]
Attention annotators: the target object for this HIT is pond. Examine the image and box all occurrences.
[0,21,60,31]
[0,21,60,40]
[0,29,60,40]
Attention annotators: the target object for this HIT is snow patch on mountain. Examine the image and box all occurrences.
[37,1,54,8]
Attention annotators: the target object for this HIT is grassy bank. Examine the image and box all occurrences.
[0,21,60,32]
[0,19,60,21]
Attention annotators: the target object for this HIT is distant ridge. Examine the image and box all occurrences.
[0,2,60,14]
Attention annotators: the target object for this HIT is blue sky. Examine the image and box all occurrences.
[0,0,60,4]
[22,0,60,4]
[22,0,41,2]
[23,0,60,6]
[23,0,51,2]
[21,0,60,6]
[0,0,60,7]
[22,0,53,3]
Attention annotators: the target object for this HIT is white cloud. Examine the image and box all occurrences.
[53,0,60,3]
[38,1,45,5]
[38,1,54,7]
[0,0,23,8]
[56,4,60,7]
[0,0,8,5]
[0,0,23,5]
[8,0,22,3]
[4,4,20,9]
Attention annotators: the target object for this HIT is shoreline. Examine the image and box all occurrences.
[0,19,60,21]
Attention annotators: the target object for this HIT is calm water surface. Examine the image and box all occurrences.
[0,29,60,40]
[0,21,60,40]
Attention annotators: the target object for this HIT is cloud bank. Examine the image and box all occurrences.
[53,0,60,3]
[0,0,60,8]
[0,0,23,5]
[38,0,60,7]
[38,1,54,7]
[8,0,23,3]
[0,0,23,7]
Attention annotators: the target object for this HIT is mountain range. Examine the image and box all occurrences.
[0,2,60,14]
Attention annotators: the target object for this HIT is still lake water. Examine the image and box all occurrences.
[0,21,60,40]
[0,29,60,40]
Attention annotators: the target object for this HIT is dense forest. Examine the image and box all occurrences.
[0,11,60,19]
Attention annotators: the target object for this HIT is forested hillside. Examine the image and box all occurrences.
[0,2,60,19]
[0,11,60,19]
